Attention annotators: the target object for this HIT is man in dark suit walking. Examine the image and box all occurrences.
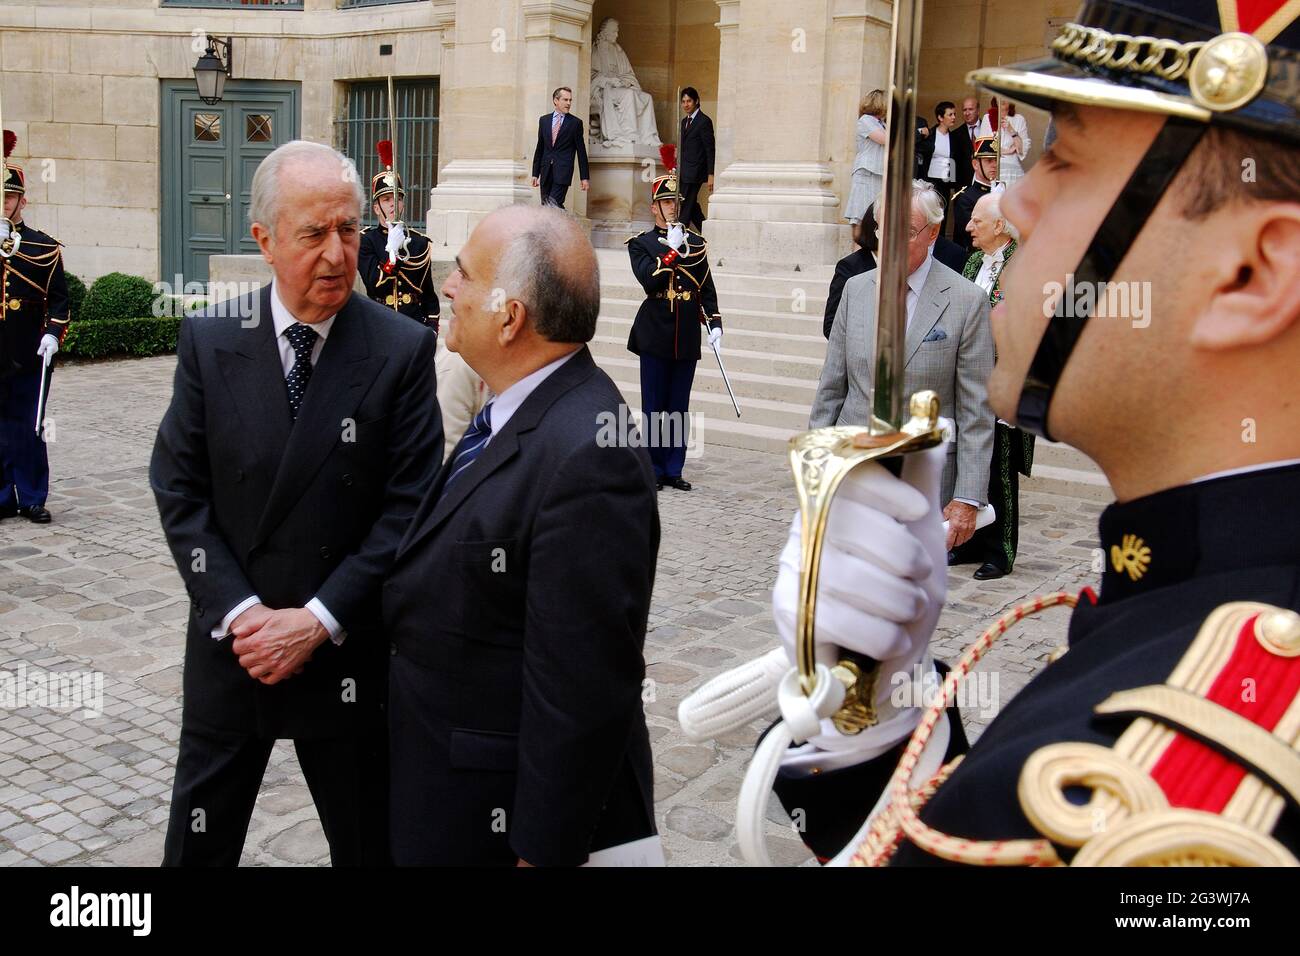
[150,140,444,867]
[952,96,979,191]
[530,87,590,210]
[677,87,715,231]
[385,205,660,866]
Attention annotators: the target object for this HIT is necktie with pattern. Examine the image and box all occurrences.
[552,113,562,145]
[284,322,319,421]
[439,402,494,501]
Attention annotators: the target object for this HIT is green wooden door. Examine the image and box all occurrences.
[161,80,300,287]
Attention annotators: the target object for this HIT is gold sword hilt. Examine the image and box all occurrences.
[791,390,943,734]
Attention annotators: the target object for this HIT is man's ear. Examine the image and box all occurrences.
[1190,205,1300,351]
[250,222,275,266]
[498,299,528,345]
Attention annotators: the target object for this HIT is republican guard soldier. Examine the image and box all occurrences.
[625,163,722,491]
[1,131,69,524]
[949,134,1000,251]
[683,0,1300,869]
[358,140,439,332]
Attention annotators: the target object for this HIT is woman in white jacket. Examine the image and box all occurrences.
[843,90,887,228]
[976,98,1031,187]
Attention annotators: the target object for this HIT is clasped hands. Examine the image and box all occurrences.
[229,604,330,685]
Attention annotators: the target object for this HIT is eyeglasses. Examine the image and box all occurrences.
[873,224,929,242]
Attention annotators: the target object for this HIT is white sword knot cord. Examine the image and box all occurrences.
[733,662,844,867]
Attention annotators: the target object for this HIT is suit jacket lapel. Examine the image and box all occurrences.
[905,267,951,365]
[255,294,386,546]
[398,347,598,559]
[215,286,293,480]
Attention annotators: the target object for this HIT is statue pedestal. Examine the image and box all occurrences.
[586,141,659,249]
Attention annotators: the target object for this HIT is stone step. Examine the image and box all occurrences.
[611,371,812,434]
[593,352,819,407]
[599,282,830,316]
[596,314,829,360]
[599,298,828,337]
[596,247,836,286]
[590,336,822,396]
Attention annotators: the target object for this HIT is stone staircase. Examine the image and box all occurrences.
[589,249,1113,502]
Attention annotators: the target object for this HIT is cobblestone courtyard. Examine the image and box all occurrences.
[0,356,1101,866]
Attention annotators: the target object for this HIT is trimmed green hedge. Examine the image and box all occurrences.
[65,273,87,321]
[62,316,181,359]
[80,272,158,323]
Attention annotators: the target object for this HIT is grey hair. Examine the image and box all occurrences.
[494,207,601,343]
[249,140,365,236]
[984,190,1020,241]
[870,178,947,229]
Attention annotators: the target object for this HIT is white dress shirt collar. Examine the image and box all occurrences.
[486,348,581,441]
[904,251,935,328]
[1192,458,1300,484]
[269,281,337,374]
[270,281,337,343]
[907,251,934,298]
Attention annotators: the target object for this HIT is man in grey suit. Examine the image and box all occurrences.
[810,179,994,552]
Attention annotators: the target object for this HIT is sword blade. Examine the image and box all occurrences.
[711,340,741,418]
[34,354,50,435]
[870,0,925,434]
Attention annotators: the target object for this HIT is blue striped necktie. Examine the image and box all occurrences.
[439,402,494,501]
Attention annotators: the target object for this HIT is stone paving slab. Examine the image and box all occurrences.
[0,356,1102,866]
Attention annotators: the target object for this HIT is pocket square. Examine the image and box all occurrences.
[922,328,948,343]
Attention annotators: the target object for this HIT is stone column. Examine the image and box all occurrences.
[707,0,890,271]
[425,0,526,246]
[522,0,594,222]
[426,0,593,246]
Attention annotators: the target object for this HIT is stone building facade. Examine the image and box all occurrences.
[0,0,1076,285]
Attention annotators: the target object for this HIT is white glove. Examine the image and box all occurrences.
[771,441,948,759]
[36,334,59,361]
[385,221,407,263]
[0,219,17,257]
[707,326,722,349]
[666,223,687,253]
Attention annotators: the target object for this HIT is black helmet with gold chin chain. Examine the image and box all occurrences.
[966,0,1300,440]
[970,0,1300,142]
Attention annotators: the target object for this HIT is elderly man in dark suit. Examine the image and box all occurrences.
[811,179,994,553]
[530,87,590,209]
[384,204,660,866]
[150,139,444,867]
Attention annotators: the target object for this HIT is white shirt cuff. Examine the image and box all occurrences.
[307,598,346,646]
[212,595,260,640]
[954,497,982,508]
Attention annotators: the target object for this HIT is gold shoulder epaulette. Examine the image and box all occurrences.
[1018,601,1300,866]
[846,594,1300,869]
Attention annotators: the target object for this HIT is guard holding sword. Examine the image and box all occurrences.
[1,130,69,524]
[358,139,439,333]
[680,0,1300,870]
[625,152,724,491]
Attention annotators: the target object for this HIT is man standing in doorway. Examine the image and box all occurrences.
[677,87,716,232]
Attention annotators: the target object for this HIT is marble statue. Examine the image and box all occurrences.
[590,18,662,148]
